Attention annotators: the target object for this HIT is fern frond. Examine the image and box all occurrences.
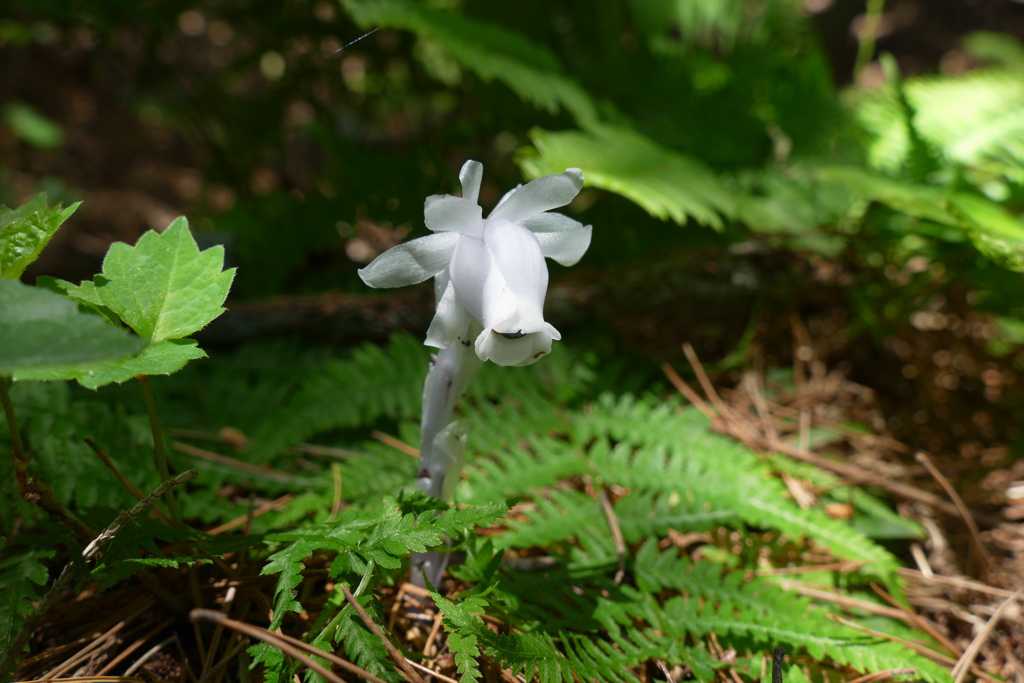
[518,125,736,229]
[460,438,581,505]
[0,548,53,657]
[816,165,1024,270]
[498,489,601,549]
[341,0,598,127]
[334,594,404,683]
[856,65,1024,181]
[428,588,492,683]
[249,333,428,462]
[261,539,319,630]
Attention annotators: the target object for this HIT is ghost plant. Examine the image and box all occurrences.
[359,160,590,578]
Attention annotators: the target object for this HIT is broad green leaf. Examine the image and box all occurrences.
[13,338,206,388]
[518,125,735,229]
[93,217,235,342]
[0,279,145,375]
[0,193,79,279]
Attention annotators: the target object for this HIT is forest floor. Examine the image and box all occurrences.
[5,0,1024,680]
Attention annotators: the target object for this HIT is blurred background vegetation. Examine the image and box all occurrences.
[3,0,1024,465]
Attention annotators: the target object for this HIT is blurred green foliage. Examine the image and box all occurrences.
[0,0,1021,363]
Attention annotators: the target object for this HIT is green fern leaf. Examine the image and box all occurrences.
[816,165,1024,270]
[0,548,53,657]
[249,333,428,462]
[335,594,404,683]
[261,539,319,630]
[427,588,493,683]
[518,125,736,229]
[856,65,1024,181]
[341,0,598,127]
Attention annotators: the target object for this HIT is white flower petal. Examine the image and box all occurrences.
[492,184,519,214]
[425,275,471,348]
[357,231,460,289]
[488,168,584,223]
[520,212,593,266]
[459,160,483,205]
[424,195,484,237]
[449,234,518,332]
[475,324,560,367]
[483,219,548,330]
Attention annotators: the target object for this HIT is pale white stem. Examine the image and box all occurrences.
[411,328,481,587]
[416,332,480,498]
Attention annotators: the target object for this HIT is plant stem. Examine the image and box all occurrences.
[417,336,480,499]
[411,332,481,587]
[854,0,886,80]
[0,375,26,465]
[138,374,183,527]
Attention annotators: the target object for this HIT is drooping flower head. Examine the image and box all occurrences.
[359,161,591,366]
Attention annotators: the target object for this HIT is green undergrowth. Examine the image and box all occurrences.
[2,333,948,681]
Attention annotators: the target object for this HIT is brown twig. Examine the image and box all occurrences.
[191,609,393,683]
[846,669,918,683]
[205,493,293,535]
[951,587,1024,683]
[755,560,864,576]
[406,658,459,683]
[97,617,177,674]
[915,451,993,580]
[778,583,906,621]
[660,362,716,421]
[423,609,445,657]
[899,568,1024,600]
[85,437,170,523]
[681,343,763,454]
[667,353,961,519]
[339,582,426,683]
[733,428,963,518]
[828,615,1001,683]
[372,430,420,458]
[173,441,295,481]
[596,485,626,584]
[868,583,962,657]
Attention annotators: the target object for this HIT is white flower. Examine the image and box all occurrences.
[358,160,591,366]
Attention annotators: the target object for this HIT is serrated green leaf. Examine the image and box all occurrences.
[37,276,121,326]
[0,193,79,279]
[0,279,145,375]
[13,338,205,388]
[93,217,235,342]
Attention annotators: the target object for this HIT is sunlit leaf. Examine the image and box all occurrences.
[92,217,235,342]
[518,125,735,229]
[0,193,79,279]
